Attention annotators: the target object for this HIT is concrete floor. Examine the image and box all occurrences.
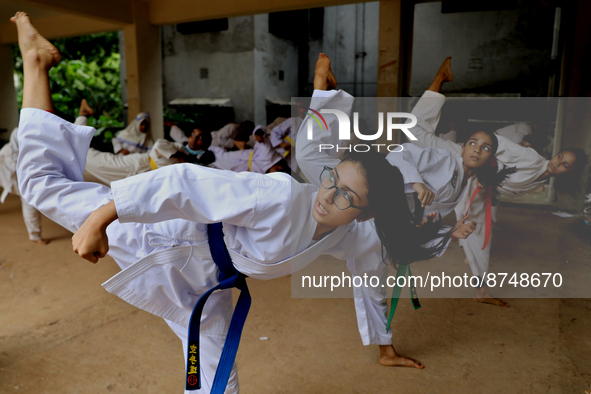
[0,193,590,393]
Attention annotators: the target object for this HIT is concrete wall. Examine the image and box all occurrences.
[253,14,299,126]
[159,4,379,126]
[410,1,555,96]
[162,17,255,123]
[308,2,379,97]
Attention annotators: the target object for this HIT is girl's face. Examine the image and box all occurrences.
[188,128,204,151]
[547,151,576,176]
[312,161,371,232]
[139,120,149,134]
[461,131,494,169]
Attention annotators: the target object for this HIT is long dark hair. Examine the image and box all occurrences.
[343,150,450,267]
[468,129,517,188]
[553,147,589,197]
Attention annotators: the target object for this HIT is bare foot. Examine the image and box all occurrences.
[79,99,94,117]
[378,345,424,369]
[313,53,337,91]
[32,239,50,245]
[473,287,509,307]
[428,56,453,93]
[436,57,453,83]
[464,257,470,265]
[11,12,61,70]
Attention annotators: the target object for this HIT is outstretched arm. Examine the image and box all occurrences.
[407,91,461,155]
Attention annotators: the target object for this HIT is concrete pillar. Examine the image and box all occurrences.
[556,0,591,211]
[0,44,18,138]
[377,0,402,98]
[123,0,163,139]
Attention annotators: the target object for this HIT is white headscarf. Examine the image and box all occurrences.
[113,112,153,153]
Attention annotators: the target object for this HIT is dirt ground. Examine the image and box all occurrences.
[1,193,590,393]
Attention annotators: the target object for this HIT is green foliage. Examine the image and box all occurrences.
[163,107,203,126]
[12,32,124,129]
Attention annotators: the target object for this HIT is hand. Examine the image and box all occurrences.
[279,142,292,151]
[72,200,118,263]
[118,148,131,156]
[412,183,434,207]
[452,214,477,239]
[416,212,437,227]
[233,140,246,150]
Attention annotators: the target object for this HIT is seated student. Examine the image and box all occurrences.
[150,127,215,168]
[0,126,48,244]
[112,112,153,155]
[209,126,289,174]
[12,13,454,392]
[211,121,255,150]
[269,102,306,172]
[76,101,151,185]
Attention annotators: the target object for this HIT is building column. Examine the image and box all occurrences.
[0,44,18,138]
[123,0,163,139]
[377,0,403,98]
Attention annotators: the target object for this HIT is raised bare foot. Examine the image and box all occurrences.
[436,57,453,83]
[473,287,509,307]
[428,56,453,92]
[11,12,61,70]
[32,239,50,245]
[313,53,337,91]
[379,345,424,369]
[79,99,94,117]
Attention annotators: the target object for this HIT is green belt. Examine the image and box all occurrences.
[386,265,421,332]
[385,193,425,332]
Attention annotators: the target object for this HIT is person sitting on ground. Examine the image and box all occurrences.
[211,120,255,150]
[210,126,290,174]
[149,126,215,168]
[76,101,151,185]
[112,112,153,155]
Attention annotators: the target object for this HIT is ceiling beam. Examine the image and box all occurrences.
[148,0,368,25]
[14,0,132,24]
[0,14,124,44]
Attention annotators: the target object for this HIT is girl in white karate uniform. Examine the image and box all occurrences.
[297,54,519,368]
[12,13,452,393]
[408,58,588,307]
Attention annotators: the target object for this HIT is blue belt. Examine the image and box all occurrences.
[185,223,252,392]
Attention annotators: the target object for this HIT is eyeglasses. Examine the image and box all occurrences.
[319,166,364,210]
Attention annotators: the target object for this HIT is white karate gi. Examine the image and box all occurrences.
[270,117,303,172]
[171,125,190,144]
[210,123,240,150]
[209,138,283,174]
[453,135,548,276]
[296,90,460,346]
[495,123,531,145]
[150,139,186,167]
[0,127,43,241]
[408,91,550,277]
[18,108,385,394]
[439,129,457,143]
[75,117,152,185]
